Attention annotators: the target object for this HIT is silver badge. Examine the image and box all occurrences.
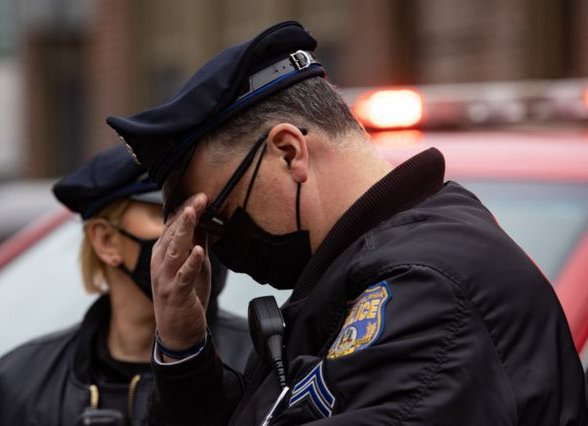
[119,136,140,164]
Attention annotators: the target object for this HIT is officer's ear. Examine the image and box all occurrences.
[85,219,123,267]
[267,123,308,183]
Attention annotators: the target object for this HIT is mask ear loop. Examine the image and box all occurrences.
[242,126,306,222]
[242,144,267,210]
[113,225,142,243]
[295,127,307,231]
[295,183,302,231]
[108,222,158,245]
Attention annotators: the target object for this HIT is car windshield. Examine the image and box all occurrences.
[460,180,588,283]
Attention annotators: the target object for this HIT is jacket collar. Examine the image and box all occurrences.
[73,295,111,384]
[290,147,445,302]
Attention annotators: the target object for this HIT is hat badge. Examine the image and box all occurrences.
[119,136,140,164]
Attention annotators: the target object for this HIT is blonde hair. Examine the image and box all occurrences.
[80,199,131,294]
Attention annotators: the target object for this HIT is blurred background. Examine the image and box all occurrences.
[1,0,588,360]
[1,0,587,247]
[1,0,587,185]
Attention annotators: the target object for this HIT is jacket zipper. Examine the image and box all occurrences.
[127,374,141,421]
[89,384,100,409]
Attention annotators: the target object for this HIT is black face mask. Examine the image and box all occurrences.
[116,228,158,300]
[213,206,311,290]
[212,145,312,290]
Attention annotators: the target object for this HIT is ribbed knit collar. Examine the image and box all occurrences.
[290,147,445,302]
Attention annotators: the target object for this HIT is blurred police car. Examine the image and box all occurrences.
[0,179,61,242]
[343,79,588,366]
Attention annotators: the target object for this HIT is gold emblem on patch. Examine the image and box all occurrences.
[327,281,391,359]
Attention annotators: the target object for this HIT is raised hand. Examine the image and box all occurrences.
[151,193,211,359]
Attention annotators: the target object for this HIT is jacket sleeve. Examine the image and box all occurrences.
[148,335,247,426]
[282,265,519,426]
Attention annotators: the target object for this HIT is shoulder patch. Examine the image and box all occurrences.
[327,281,392,359]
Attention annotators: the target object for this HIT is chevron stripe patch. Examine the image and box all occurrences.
[288,361,335,418]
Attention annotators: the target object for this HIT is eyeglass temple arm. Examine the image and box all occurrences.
[205,132,269,217]
[204,127,308,218]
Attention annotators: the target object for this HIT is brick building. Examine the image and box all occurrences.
[14,0,588,178]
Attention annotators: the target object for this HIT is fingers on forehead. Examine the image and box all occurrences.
[159,195,208,262]
[159,207,190,253]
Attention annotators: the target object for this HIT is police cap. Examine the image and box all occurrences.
[53,144,162,220]
[106,21,325,187]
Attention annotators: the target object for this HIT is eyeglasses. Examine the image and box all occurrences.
[200,127,308,237]
[199,132,268,236]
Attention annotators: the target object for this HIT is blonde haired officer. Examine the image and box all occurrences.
[0,145,251,425]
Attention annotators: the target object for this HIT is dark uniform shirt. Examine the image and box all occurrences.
[150,149,586,425]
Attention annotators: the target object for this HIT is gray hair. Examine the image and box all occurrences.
[201,77,364,159]
[163,77,363,217]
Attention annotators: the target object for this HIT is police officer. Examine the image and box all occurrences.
[0,145,251,425]
[107,21,586,425]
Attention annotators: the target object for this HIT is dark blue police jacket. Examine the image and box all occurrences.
[0,296,251,425]
[151,149,586,425]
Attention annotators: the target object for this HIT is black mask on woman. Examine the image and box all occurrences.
[212,146,312,290]
[116,227,158,300]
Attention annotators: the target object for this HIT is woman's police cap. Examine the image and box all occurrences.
[106,21,325,187]
[53,145,162,220]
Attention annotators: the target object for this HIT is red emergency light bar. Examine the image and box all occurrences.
[353,89,424,129]
[344,80,588,130]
